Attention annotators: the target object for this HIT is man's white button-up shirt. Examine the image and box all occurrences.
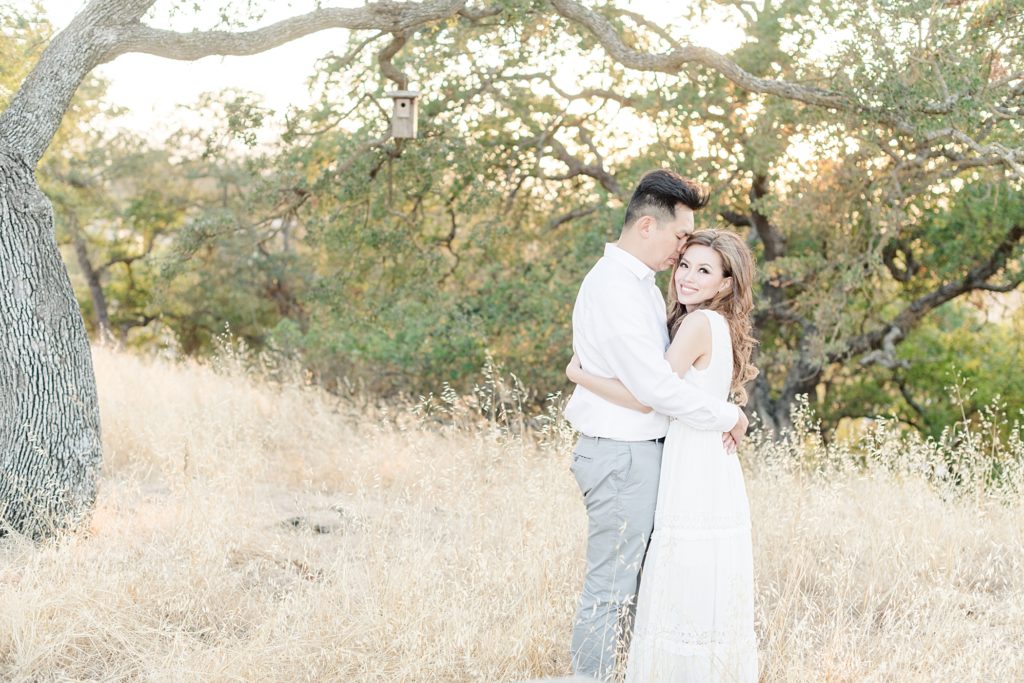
[564,243,739,441]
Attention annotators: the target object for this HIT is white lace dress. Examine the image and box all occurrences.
[625,309,757,683]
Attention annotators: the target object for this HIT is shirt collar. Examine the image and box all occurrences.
[604,243,655,281]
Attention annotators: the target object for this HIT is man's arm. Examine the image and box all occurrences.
[602,331,741,432]
[591,290,740,431]
[566,353,653,413]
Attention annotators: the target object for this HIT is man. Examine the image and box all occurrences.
[565,169,748,680]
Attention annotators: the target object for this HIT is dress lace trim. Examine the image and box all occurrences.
[631,626,757,657]
[650,525,751,542]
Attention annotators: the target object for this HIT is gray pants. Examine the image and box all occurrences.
[569,435,662,681]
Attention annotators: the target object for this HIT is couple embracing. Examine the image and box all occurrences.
[564,169,759,682]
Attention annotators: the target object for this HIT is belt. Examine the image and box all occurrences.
[580,434,665,444]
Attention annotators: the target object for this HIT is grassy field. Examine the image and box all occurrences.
[1,347,1022,681]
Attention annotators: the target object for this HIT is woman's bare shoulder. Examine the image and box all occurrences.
[675,309,712,339]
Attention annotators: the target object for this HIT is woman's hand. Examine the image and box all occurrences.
[565,353,584,383]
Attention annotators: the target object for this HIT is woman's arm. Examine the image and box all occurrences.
[665,311,712,377]
[566,354,653,413]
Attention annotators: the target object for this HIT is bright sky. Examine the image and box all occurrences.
[40,1,354,141]
[39,0,746,143]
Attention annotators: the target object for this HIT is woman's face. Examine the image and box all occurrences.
[674,243,731,308]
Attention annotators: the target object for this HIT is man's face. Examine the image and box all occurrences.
[647,204,695,272]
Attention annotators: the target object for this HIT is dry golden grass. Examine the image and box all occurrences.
[1,346,1022,681]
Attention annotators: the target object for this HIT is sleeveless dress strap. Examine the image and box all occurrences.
[692,309,732,395]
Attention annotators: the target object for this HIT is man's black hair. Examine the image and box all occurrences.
[623,169,710,228]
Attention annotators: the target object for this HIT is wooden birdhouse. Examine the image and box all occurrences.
[386,90,420,139]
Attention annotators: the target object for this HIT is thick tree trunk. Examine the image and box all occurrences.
[749,375,789,434]
[0,0,159,538]
[748,356,822,437]
[0,151,101,538]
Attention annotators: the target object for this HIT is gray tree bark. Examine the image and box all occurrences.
[0,151,101,538]
[0,0,130,537]
[0,0,481,538]
[3,0,1019,535]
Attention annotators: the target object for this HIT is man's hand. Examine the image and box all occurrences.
[723,409,749,454]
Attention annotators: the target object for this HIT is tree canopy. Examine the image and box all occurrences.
[2,0,1022,535]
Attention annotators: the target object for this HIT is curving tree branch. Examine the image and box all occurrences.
[548,0,1024,184]
[548,0,850,110]
[0,0,480,166]
[546,204,601,231]
[113,1,472,61]
[882,239,917,283]
[836,223,1024,364]
[720,210,753,228]
[377,32,410,89]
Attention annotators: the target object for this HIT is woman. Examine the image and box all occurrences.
[566,229,759,682]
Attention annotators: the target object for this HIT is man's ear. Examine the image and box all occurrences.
[636,215,654,238]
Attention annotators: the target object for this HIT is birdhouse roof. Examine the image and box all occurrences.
[386,90,421,98]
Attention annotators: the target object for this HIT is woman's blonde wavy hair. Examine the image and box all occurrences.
[666,229,759,405]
